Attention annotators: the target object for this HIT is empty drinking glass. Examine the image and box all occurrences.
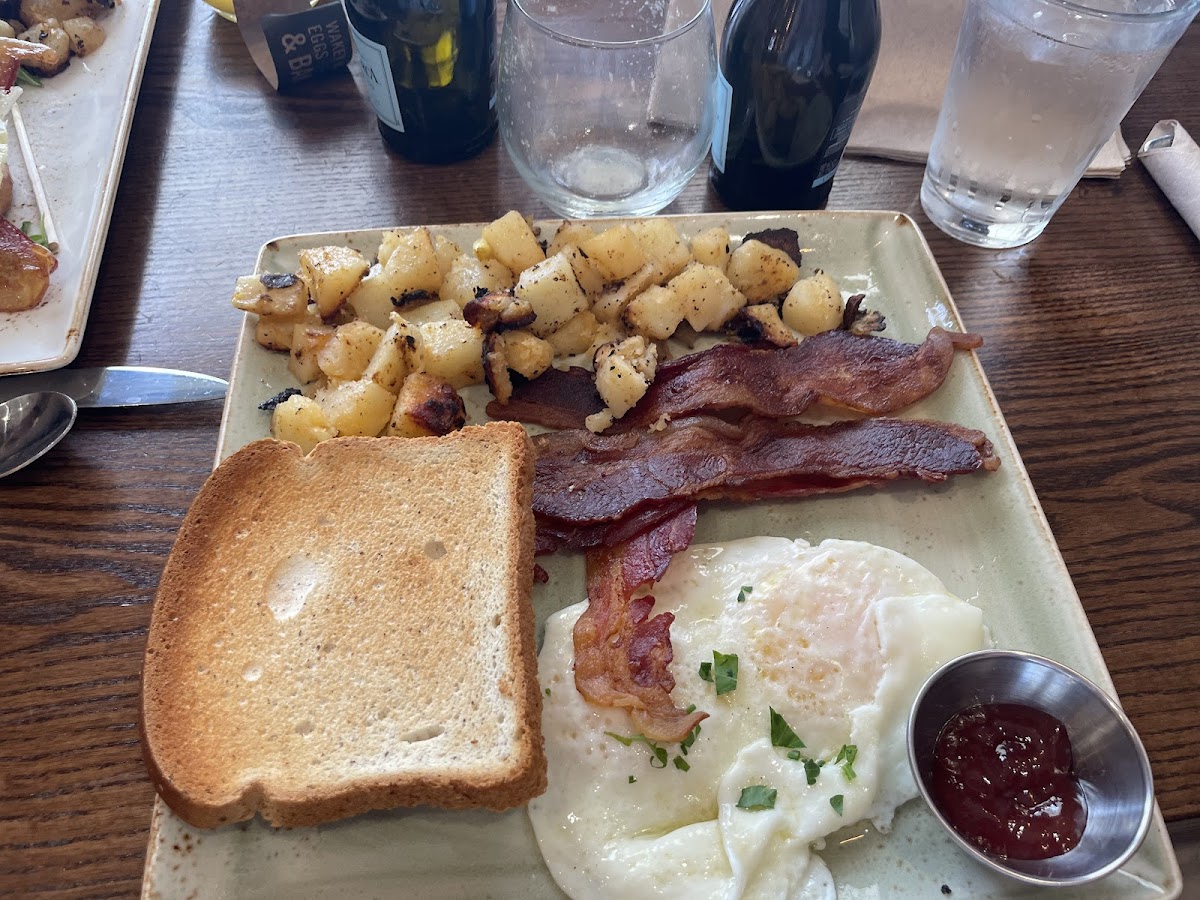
[498,0,717,218]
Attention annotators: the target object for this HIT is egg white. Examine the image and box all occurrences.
[528,537,985,900]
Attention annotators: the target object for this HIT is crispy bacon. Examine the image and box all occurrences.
[573,505,707,742]
[490,328,981,431]
[535,416,999,549]
[535,499,695,555]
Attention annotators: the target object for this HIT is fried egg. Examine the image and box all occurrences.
[528,537,986,899]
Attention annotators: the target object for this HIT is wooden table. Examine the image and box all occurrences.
[2,3,1197,895]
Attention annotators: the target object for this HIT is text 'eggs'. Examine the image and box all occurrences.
[529,537,986,899]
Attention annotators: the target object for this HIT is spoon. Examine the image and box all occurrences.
[0,392,78,479]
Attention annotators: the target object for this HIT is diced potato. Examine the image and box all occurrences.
[587,336,657,432]
[477,211,544,273]
[63,16,104,55]
[588,321,628,357]
[344,264,396,329]
[385,373,466,438]
[669,263,747,332]
[361,317,418,392]
[482,334,514,404]
[726,239,801,302]
[298,245,370,317]
[545,310,600,357]
[397,298,463,324]
[581,225,646,282]
[384,227,443,295]
[559,244,606,297]
[346,229,444,327]
[737,303,798,347]
[440,255,516,308]
[317,320,385,381]
[16,19,69,76]
[546,221,597,257]
[463,291,535,333]
[377,230,404,268]
[592,262,658,325]
[314,379,396,437]
[272,395,336,455]
[289,323,336,384]
[231,273,308,319]
[497,330,554,380]
[631,219,691,283]
[433,235,462,278]
[514,251,589,337]
[624,284,687,341]
[417,320,485,388]
[254,317,295,351]
[782,272,844,336]
[690,227,731,271]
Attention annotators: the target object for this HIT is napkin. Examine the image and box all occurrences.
[1138,121,1200,240]
[842,0,1131,178]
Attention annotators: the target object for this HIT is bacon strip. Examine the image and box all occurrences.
[489,328,981,430]
[535,416,999,549]
[573,505,707,743]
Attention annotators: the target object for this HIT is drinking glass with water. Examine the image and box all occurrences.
[497,0,717,218]
[921,0,1199,249]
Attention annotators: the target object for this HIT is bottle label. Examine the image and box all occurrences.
[810,93,866,188]
[345,14,405,133]
[711,69,733,174]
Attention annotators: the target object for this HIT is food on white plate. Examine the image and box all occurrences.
[529,536,986,899]
[140,423,547,828]
[0,213,54,310]
[233,213,889,450]
[0,0,115,78]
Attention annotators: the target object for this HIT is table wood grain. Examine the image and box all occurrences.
[1,3,1197,896]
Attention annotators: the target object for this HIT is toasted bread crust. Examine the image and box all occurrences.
[140,424,545,829]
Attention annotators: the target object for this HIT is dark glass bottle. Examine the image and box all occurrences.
[710,0,880,210]
[343,0,497,164]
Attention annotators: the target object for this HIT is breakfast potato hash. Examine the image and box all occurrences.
[233,212,856,452]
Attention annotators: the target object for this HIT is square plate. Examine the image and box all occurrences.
[141,211,1182,900]
[0,0,161,375]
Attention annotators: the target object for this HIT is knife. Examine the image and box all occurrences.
[0,367,228,408]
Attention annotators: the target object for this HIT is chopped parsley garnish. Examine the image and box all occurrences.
[685,704,697,714]
[628,775,636,784]
[711,651,739,695]
[680,723,701,756]
[830,794,845,816]
[736,786,777,811]
[787,749,803,761]
[736,585,753,603]
[835,744,858,782]
[673,755,690,772]
[605,731,668,768]
[20,219,50,249]
[803,758,823,786]
[543,687,551,697]
[698,662,713,682]
[16,67,42,88]
[769,707,805,750]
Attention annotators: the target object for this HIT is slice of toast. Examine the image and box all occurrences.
[140,423,546,828]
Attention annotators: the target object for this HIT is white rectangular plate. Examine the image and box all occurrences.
[142,211,1182,900]
[0,0,161,375]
